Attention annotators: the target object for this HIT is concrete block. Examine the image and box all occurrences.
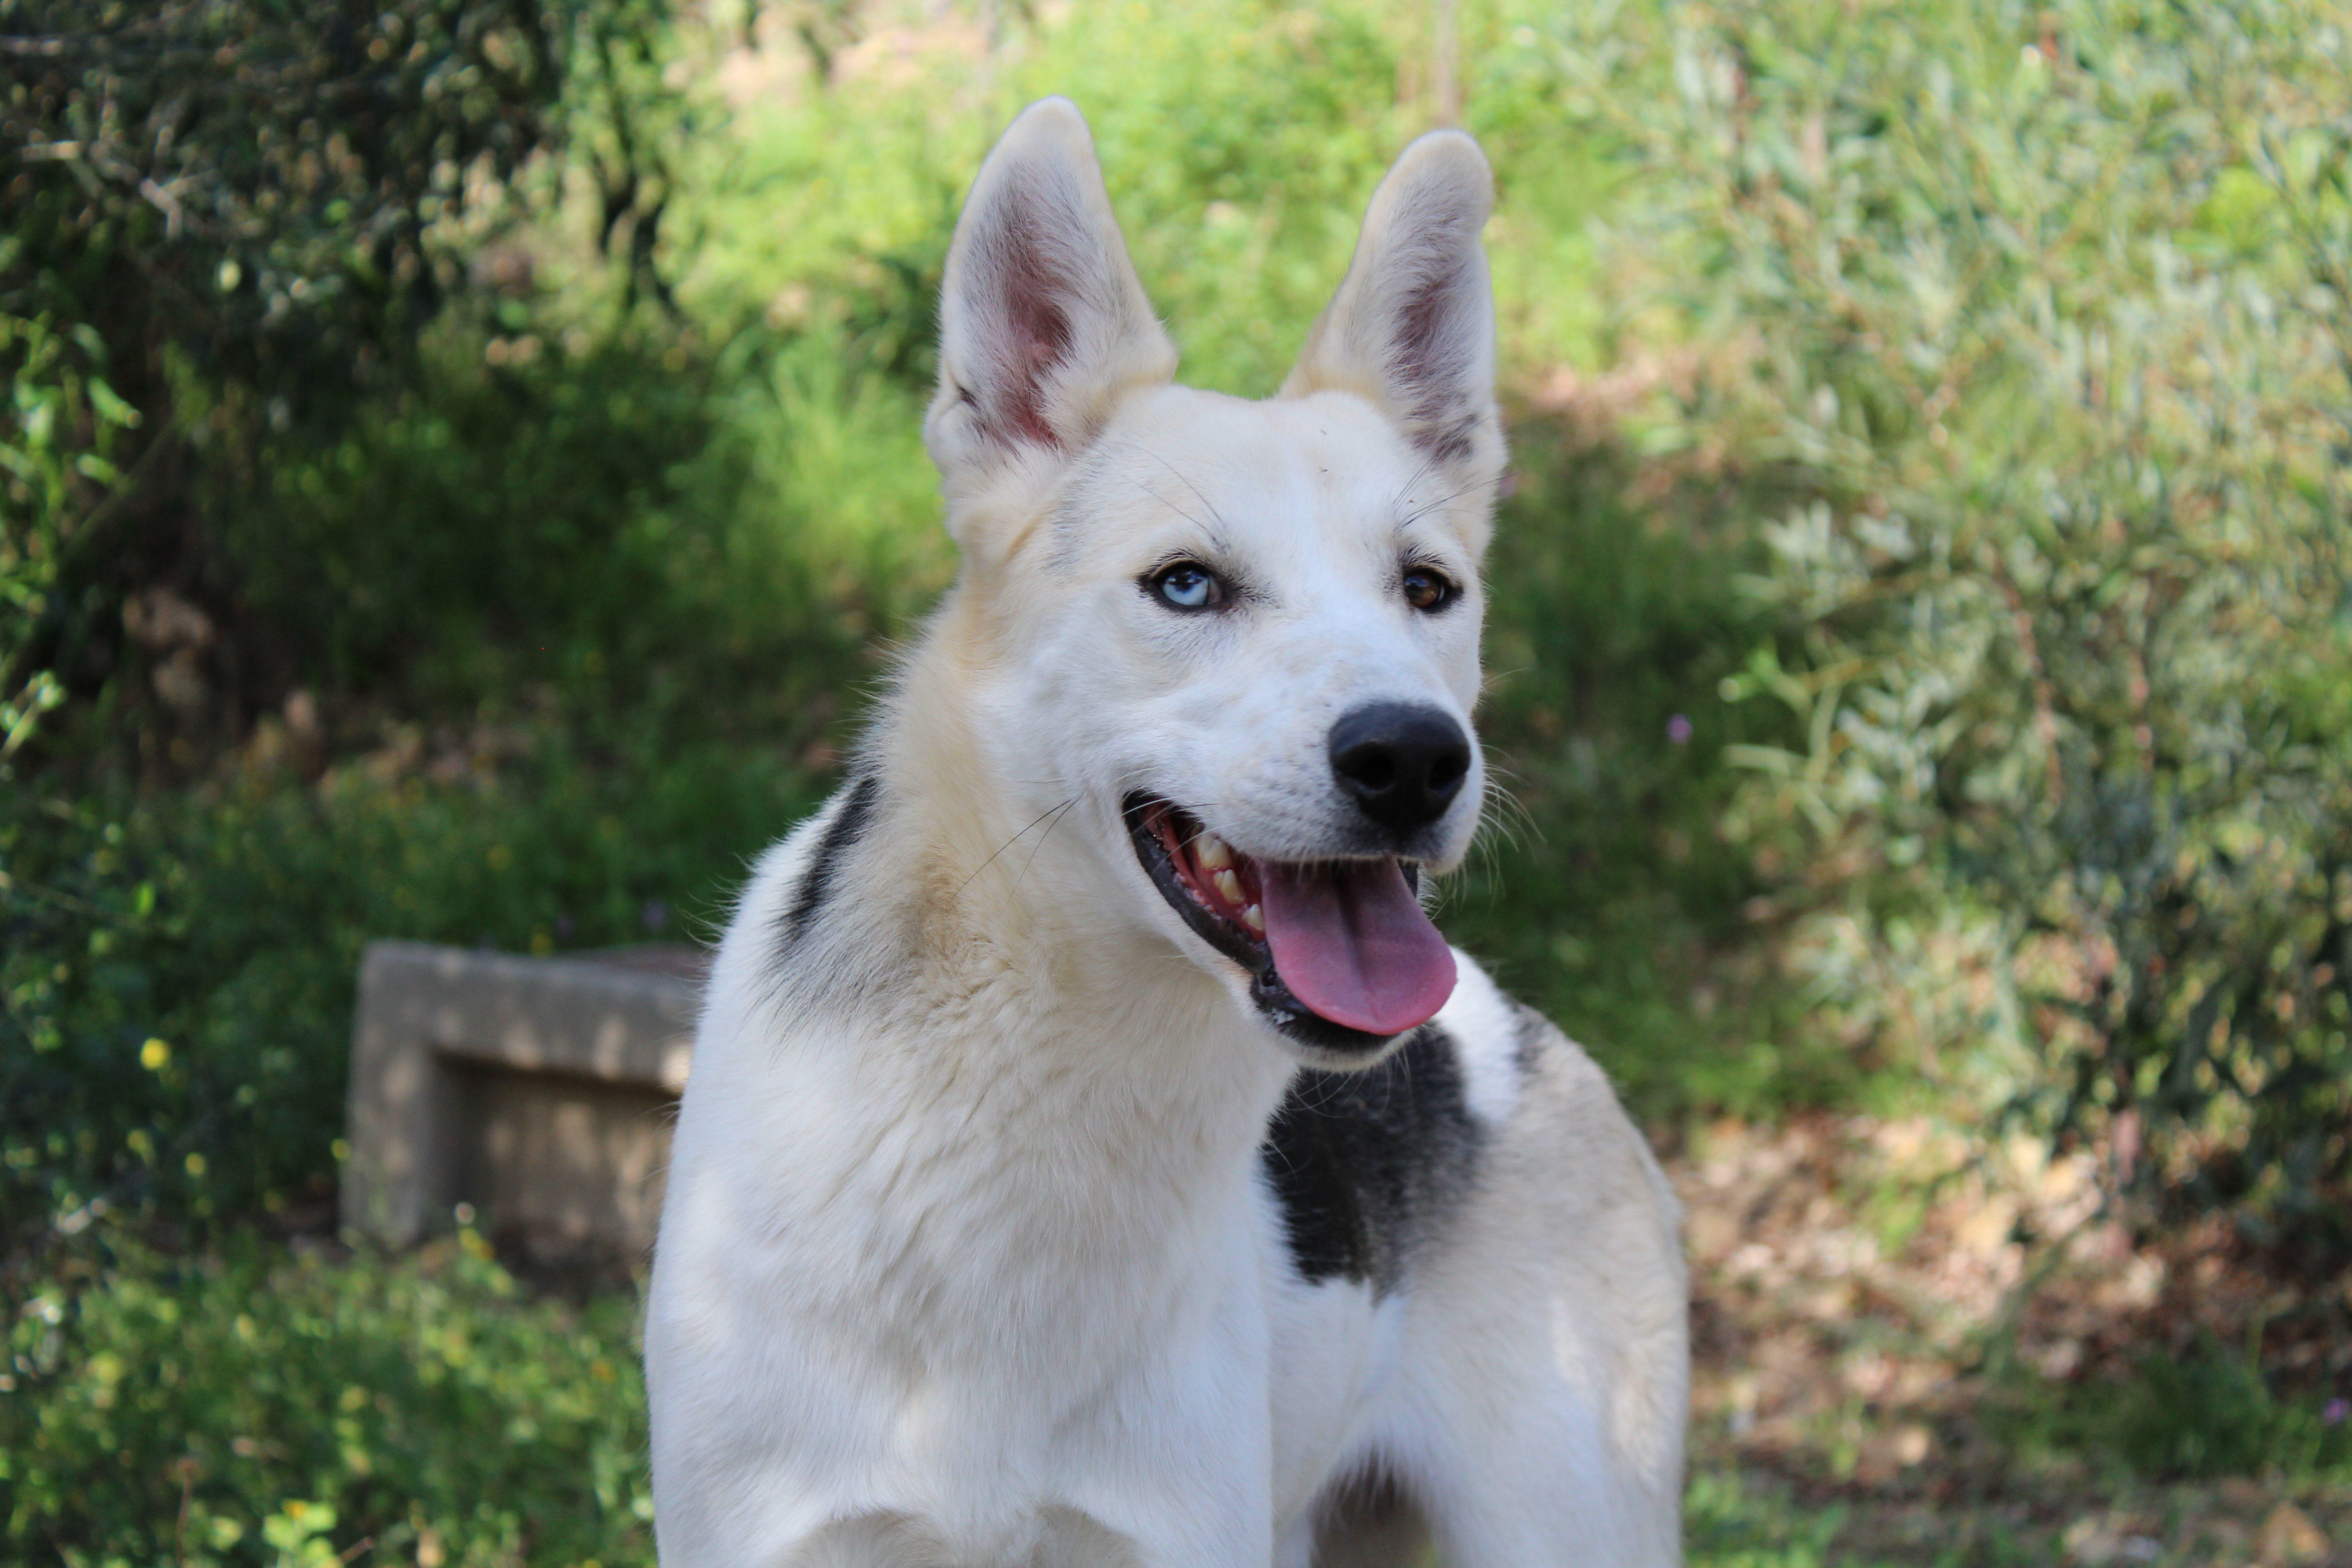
[341,940,706,1257]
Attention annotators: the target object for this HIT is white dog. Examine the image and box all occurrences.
[646,98,1688,1568]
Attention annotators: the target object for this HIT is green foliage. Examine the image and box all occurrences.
[1684,1470,1847,1568]
[0,313,137,747]
[672,0,1643,394]
[1992,1337,2352,1481]
[227,326,718,702]
[1446,427,1838,1118]
[2103,1345,2352,1480]
[1,0,605,394]
[0,0,675,759]
[0,738,826,1253]
[0,1240,652,1567]
[678,329,953,642]
[671,0,1407,392]
[1012,2,1406,396]
[1577,0,2352,1224]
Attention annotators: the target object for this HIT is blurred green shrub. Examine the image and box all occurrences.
[0,313,137,752]
[2106,1341,2352,1479]
[224,326,716,704]
[1683,1469,1845,1568]
[0,0,675,760]
[1991,1335,2352,1481]
[1447,423,1833,1118]
[669,330,953,648]
[670,0,1415,396]
[0,1238,652,1567]
[0,736,827,1255]
[2,0,598,390]
[1581,0,2352,1233]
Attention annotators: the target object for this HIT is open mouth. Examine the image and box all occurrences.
[1122,792,1457,1056]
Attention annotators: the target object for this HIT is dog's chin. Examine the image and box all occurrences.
[1120,790,1445,1067]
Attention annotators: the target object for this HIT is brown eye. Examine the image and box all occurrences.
[1402,566,1455,612]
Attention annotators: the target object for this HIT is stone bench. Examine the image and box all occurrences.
[339,940,706,1260]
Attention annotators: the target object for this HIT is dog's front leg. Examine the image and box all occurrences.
[1047,1255,1279,1568]
[1050,1442,1274,1568]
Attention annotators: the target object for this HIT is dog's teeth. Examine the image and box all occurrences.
[1196,833,1234,872]
[1213,868,1243,906]
[1240,902,1264,934]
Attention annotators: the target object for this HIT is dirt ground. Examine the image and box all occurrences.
[1667,1115,2352,1566]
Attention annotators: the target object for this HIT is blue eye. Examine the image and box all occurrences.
[1149,562,1226,610]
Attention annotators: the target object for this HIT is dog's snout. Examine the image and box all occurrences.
[1328,703,1471,835]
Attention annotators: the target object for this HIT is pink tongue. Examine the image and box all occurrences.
[1257,860,1457,1036]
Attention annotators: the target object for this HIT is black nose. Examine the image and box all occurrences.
[1328,702,1473,836]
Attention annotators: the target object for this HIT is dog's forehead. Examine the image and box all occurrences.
[1077,387,1443,556]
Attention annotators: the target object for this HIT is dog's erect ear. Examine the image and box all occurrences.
[926,98,1176,509]
[1282,130,1501,481]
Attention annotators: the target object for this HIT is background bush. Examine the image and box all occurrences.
[0,0,681,750]
[2,1237,651,1567]
[1580,0,2352,1233]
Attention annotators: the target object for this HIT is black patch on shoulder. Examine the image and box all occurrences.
[1259,1023,1482,1295]
[780,775,879,946]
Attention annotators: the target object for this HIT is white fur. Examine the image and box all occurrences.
[646,98,1688,1567]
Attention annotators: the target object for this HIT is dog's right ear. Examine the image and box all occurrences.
[926,98,1176,528]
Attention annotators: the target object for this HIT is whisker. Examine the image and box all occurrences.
[1143,479,1211,534]
[1478,774,1539,852]
[1012,797,1083,891]
[958,797,1078,897]
[1389,451,1440,516]
[1144,449,1228,538]
[1399,477,1489,529]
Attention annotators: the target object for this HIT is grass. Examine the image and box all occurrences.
[1984,1338,2352,1485]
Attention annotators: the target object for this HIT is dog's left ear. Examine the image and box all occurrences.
[926,98,1177,524]
[1282,130,1502,489]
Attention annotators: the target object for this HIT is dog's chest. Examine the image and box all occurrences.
[1251,1023,1488,1499]
[1257,1022,1484,1296]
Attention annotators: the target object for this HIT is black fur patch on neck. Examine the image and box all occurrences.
[1259,1022,1481,1296]
[780,775,880,946]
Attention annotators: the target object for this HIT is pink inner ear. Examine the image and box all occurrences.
[986,200,1076,449]
[1390,261,1475,464]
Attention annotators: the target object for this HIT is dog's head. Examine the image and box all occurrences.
[923,98,1502,1067]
